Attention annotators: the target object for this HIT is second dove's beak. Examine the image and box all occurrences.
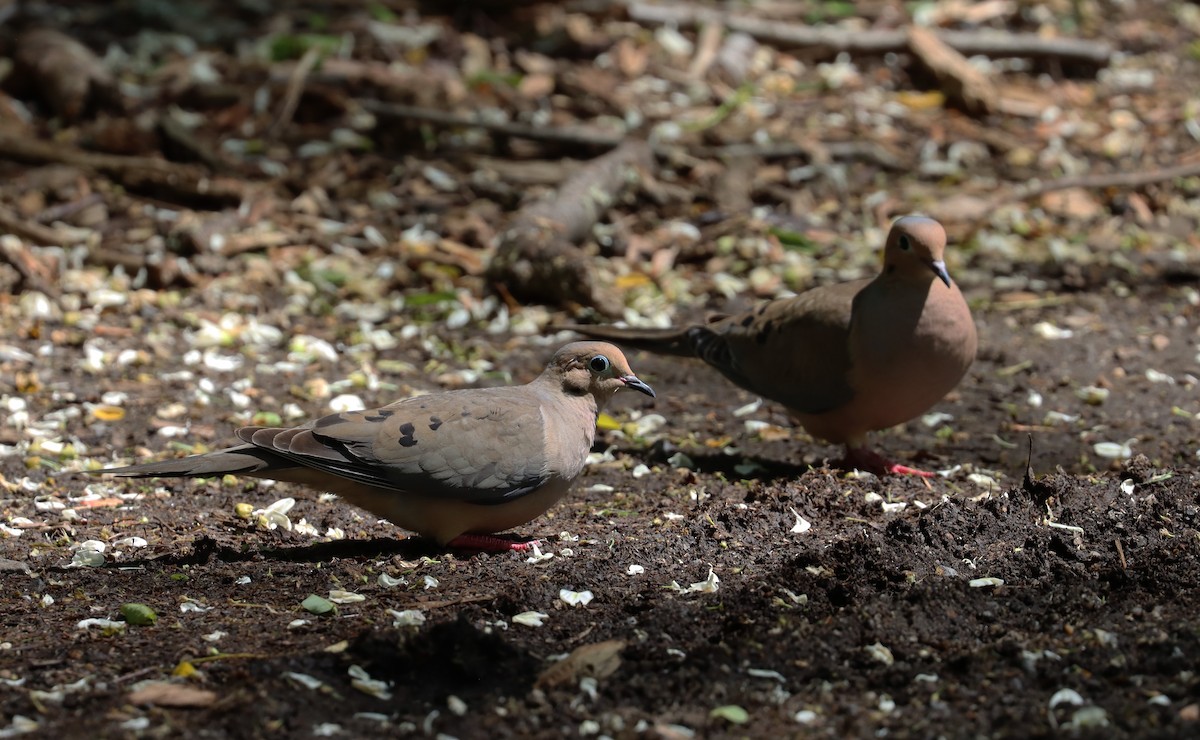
[620,375,656,398]
[930,259,952,288]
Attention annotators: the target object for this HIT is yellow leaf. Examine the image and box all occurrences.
[596,413,621,431]
[172,661,197,678]
[91,405,126,422]
[895,90,945,110]
[614,273,652,290]
[705,436,733,448]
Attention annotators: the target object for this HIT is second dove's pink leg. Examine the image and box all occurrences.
[841,447,936,478]
[446,534,541,552]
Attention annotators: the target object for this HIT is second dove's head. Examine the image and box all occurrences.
[548,341,656,403]
[883,216,953,288]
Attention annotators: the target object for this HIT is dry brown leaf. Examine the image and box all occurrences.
[12,29,117,121]
[535,639,625,689]
[907,26,998,115]
[1040,188,1104,220]
[127,682,218,708]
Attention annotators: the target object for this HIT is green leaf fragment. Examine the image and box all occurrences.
[302,594,336,615]
[710,704,749,724]
[120,603,158,626]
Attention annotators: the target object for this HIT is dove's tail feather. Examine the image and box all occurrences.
[562,324,699,357]
[94,446,291,479]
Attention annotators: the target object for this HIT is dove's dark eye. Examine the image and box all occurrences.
[588,355,611,373]
[898,235,911,250]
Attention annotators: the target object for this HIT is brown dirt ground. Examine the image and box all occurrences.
[1,1,1200,738]
[2,284,1200,738]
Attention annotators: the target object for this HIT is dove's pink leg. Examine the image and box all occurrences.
[841,447,936,478]
[446,534,540,552]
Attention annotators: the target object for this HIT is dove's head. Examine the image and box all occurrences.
[548,341,655,404]
[883,216,953,288]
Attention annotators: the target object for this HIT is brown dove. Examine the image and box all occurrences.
[572,216,976,476]
[97,341,655,551]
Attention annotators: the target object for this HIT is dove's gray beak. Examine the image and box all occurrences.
[930,259,952,288]
[621,375,656,398]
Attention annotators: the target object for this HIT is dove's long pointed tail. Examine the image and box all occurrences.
[96,446,292,479]
[562,324,699,357]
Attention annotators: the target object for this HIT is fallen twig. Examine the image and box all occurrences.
[360,99,625,150]
[0,130,250,205]
[908,26,998,114]
[269,46,322,138]
[487,139,656,314]
[0,232,57,294]
[998,159,1200,204]
[625,3,1114,66]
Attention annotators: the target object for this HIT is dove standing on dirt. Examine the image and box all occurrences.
[573,216,976,476]
[98,341,655,551]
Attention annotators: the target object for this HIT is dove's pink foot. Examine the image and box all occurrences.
[841,447,935,478]
[446,534,540,552]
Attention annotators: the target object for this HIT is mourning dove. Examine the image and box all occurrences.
[98,341,655,550]
[572,216,977,476]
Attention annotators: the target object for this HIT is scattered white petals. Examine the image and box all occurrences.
[202,631,226,642]
[348,665,392,700]
[422,575,439,590]
[630,414,667,436]
[631,463,652,478]
[525,541,555,564]
[863,492,883,504]
[670,566,720,594]
[1033,321,1073,340]
[968,473,999,489]
[790,509,812,534]
[627,564,645,575]
[969,577,1005,588]
[0,715,38,736]
[1145,369,1175,384]
[1045,520,1084,534]
[77,618,126,632]
[1120,479,1135,495]
[747,668,787,682]
[1043,411,1078,425]
[1027,391,1043,408]
[285,672,325,691]
[235,576,251,585]
[922,412,954,427]
[288,619,310,630]
[388,609,426,627]
[377,573,406,588]
[881,501,907,514]
[329,590,365,605]
[795,709,818,725]
[329,394,365,413]
[732,398,763,416]
[1075,386,1109,404]
[512,611,549,627]
[1093,440,1134,460]
[447,695,468,717]
[1048,688,1085,709]
[864,642,894,666]
[559,589,594,607]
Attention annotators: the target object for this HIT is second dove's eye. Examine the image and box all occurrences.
[898,235,911,250]
[589,355,611,372]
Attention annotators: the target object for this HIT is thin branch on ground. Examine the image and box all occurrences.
[359,99,626,149]
[625,2,1114,66]
[487,139,656,314]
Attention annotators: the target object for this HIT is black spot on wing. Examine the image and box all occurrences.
[429,415,443,431]
[362,409,394,423]
[397,421,417,448]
